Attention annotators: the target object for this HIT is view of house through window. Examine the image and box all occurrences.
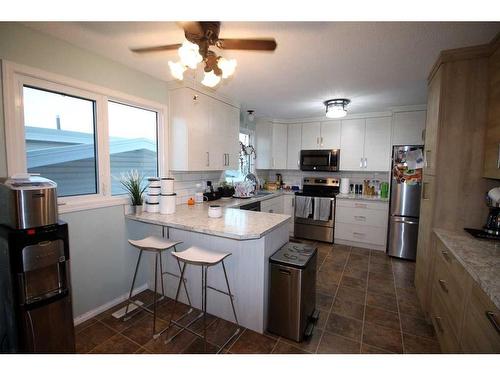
[23,86,98,197]
[224,131,252,183]
[108,102,158,195]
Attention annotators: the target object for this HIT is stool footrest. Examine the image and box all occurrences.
[207,285,234,299]
[123,296,165,321]
[162,270,188,282]
[165,312,205,343]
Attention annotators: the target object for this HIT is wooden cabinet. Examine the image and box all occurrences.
[335,199,389,250]
[339,118,366,171]
[460,283,500,353]
[364,117,392,171]
[340,117,391,171]
[169,88,239,171]
[301,121,341,150]
[483,43,500,179]
[271,123,288,169]
[286,123,302,170]
[283,194,295,235]
[301,122,321,149]
[392,110,426,146]
[422,68,442,176]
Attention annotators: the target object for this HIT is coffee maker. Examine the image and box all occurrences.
[485,187,500,235]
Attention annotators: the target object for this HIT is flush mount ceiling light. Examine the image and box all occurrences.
[130,22,277,88]
[247,110,255,122]
[324,99,351,118]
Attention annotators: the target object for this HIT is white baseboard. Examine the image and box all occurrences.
[73,283,149,326]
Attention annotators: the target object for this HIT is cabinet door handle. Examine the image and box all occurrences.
[353,232,365,237]
[316,137,319,145]
[421,129,426,142]
[438,279,449,293]
[364,158,367,168]
[441,250,451,263]
[497,144,500,169]
[354,215,366,221]
[485,311,500,334]
[206,152,210,167]
[227,154,230,166]
[360,158,363,168]
[433,316,444,333]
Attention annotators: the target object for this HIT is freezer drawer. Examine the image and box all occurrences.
[387,217,419,260]
[390,181,422,217]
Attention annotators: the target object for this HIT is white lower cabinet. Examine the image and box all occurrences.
[283,194,295,235]
[261,195,284,214]
[335,199,389,250]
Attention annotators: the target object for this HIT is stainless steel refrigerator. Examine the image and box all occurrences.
[387,145,424,260]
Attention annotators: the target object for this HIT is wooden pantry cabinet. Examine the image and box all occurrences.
[414,37,496,316]
[169,87,240,171]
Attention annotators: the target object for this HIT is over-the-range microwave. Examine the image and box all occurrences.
[299,149,340,172]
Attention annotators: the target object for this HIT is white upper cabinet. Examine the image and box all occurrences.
[364,117,392,171]
[392,110,426,146]
[340,118,366,171]
[320,120,341,149]
[301,122,321,149]
[169,87,240,171]
[286,123,302,170]
[255,119,273,169]
[272,122,288,169]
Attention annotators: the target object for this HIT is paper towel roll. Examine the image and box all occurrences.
[340,178,350,194]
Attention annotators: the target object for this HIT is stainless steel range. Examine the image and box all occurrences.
[294,177,339,243]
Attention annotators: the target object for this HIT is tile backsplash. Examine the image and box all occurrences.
[169,171,225,205]
[258,169,390,188]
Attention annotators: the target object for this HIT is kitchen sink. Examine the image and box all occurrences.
[254,191,273,197]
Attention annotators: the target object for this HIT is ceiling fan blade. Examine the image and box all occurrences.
[217,38,277,51]
[130,44,182,53]
[178,21,204,36]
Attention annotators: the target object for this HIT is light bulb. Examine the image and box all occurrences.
[168,61,186,80]
[326,105,347,118]
[178,41,202,69]
[201,70,221,88]
[217,57,237,79]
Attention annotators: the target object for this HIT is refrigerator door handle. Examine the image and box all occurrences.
[391,217,419,225]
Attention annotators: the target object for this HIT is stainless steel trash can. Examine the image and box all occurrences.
[267,242,318,342]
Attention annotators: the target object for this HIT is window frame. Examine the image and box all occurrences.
[2,60,167,213]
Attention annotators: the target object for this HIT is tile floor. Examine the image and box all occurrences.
[75,243,440,354]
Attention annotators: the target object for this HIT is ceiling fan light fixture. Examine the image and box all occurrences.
[201,70,221,88]
[217,57,237,79]
[324,98,351,118]
[178,40,203,69]
[168,61,186,80]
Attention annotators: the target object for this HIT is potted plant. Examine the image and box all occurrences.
[118,170,147,214]
[218,181,235,198]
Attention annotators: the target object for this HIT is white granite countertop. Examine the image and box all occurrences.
[434,228,500,309]
[126,191,291,240]
[336,193,389,203]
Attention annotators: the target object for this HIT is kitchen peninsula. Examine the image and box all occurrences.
[126,196,290,333]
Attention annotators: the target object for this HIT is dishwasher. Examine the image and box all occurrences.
[267,242,318,342]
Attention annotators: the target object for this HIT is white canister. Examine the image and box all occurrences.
[147,193,160,204]
[195,192,208,204]
[148,177,160,188]
[146,202,160,213]
[340,178,350,195]
[160,193,176,214]
[161,178,174,195]
[148,186,161,195]
[208,205,222,218]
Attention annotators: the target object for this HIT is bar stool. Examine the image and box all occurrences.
[125,236,192,337]
[162,246,240,353]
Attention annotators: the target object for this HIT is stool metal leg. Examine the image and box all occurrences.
[222,260,239,327]
[159,251,166,298]
[123,249,143,320]
[152,252,159,335]
[174,245,193,308]
[203,265,208,353]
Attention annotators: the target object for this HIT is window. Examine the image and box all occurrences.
[23,86,98,197]
[108,102,158,195]
[224,131,254,183]
[3,61,165,212]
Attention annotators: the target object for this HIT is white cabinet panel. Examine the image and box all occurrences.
[301,122,321,150]
[340,118,365,171]
[364,117,392,171]
[335,222,387,246]
[225,106,241,170]
[283,194,295,235]
[320,120,341,149]
[255,120,272,169]
[209,99,226,170]
[272,123,288,169]
[392,110,426,146]
[286,123,302,170]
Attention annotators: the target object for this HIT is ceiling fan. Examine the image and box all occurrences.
[130,22,277,87]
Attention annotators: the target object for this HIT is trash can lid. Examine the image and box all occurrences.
[270,242,317,269]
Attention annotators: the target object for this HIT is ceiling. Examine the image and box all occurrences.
[24,22,500,119]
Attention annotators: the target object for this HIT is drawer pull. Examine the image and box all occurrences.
[485,311,500,334]
[441,250,451,262]
[433,316,444,333]
[354,215,366,221]
[354,203,367,208]
[353,232,366,237]
[438,279,449,293]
